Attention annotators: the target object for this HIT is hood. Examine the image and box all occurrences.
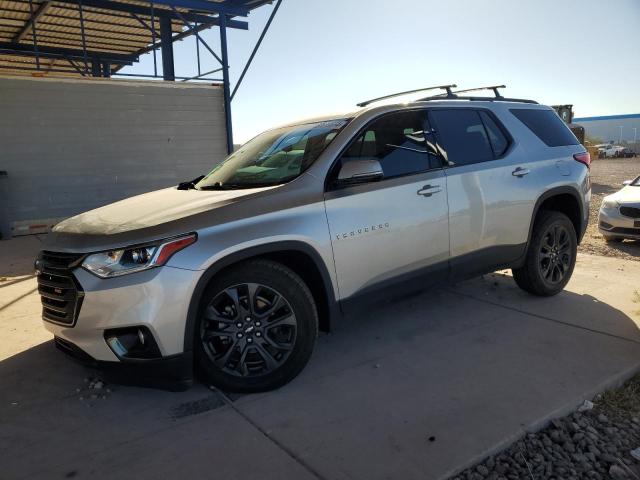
[610,185,640,204]
[53,185,275,235]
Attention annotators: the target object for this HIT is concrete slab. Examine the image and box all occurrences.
[453,253,640,342]
[1,236,640,480]
[0,343,317,480]
[231,284,640,480]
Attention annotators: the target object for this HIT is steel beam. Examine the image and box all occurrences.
[152,0,249,16]
[170,6,222,64]
[50,0,248,28]
[0,42,136,64]
[91,57,101,76]
[159,16,174,80]
[219,13,233,154]
[13,1,51,42]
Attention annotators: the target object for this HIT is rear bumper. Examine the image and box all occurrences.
[54,336,193,391]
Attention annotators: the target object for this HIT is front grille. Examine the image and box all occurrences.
[37,251,85,326]
[620,206,640,219]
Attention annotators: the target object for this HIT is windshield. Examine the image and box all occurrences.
[196,119,349,190]
[631,176,640,186]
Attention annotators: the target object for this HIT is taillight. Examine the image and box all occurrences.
[573,152,591,169]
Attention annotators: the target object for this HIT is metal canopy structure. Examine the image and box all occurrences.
[0,0,282,152]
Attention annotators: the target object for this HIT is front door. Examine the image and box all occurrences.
[324,109,450,301]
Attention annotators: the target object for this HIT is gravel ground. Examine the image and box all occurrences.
[579,157,640,262]
[452,375,640,480]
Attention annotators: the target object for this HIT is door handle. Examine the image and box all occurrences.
[417,184,442,197]
[512,167,530,177]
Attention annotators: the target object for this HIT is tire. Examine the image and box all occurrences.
[512,210,577,296]
[603,235,623,243]
[195,259,318,392]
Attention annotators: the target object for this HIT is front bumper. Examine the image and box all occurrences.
[54,336,192,391]
[41,262,202,387]
[598,207,640,239]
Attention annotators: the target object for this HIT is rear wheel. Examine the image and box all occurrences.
[512,210,577,296]
[196,259,318,392]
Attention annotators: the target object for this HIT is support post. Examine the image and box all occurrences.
[91,57,101,77]
[159,16,175,81]
[219,13,233,154]
[102,62,111,77]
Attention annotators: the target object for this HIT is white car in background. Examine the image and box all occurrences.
[598,144,626,158]
[599,176,640,242]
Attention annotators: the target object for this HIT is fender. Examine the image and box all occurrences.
[513,185,586,268]
[182,241,339,353]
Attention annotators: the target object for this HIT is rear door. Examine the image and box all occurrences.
[429,108,538,277]
[324,109,450,301]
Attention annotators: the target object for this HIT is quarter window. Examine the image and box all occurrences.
[430,110,494,167]
[479,111,509,157]
[339,110,439,180]
[510,108,579,147]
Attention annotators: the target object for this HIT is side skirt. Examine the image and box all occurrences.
[339,243,526,313]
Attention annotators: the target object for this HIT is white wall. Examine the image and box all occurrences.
[0,76,227,237]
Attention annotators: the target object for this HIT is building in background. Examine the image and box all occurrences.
[574,113,640,147]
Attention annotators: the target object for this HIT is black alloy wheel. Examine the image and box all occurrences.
[196,259,318,392]
[512,210,577,296]
[537,223,572,285]
[200,282,297,377]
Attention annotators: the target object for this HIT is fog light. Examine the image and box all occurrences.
[104,326,161,360]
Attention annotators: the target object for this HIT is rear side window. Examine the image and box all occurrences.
[430,110,494,166]
[511,109,579,147]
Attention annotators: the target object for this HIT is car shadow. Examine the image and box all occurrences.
[603,238,640,257]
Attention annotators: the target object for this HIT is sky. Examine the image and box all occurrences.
[123,0,640,144]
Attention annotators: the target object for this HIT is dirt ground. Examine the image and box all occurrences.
[579,157,640,261]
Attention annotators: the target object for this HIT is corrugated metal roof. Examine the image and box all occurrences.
[0,0,270,76]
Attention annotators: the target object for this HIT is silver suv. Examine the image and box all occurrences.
[37,85,591,392]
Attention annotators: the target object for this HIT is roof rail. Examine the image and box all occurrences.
[418,95,538,104]
[356,84,457,107]
[416,84,538,104]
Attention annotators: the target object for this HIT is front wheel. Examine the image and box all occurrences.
[196,259,318,392]
[512,210,577,296]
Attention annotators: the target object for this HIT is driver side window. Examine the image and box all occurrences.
[339,110,440,180]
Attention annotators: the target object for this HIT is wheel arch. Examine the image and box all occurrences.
[183,241,338,353]
[527,186,586,249]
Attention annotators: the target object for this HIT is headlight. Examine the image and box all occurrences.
[82,234,197,278]
[601,199,619,210]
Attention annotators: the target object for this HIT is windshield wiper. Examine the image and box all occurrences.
[199,182,277,190]
[177,175,204,190]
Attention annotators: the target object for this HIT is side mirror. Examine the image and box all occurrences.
[337,159,383,185]
[623,180,632,186]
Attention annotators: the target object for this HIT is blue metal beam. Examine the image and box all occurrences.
[51,0,249,27]
[219,13,233,154]
[159,16,174,80]
[151,0,250,16]
[170,6,222,65]
[0,42,136,64]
